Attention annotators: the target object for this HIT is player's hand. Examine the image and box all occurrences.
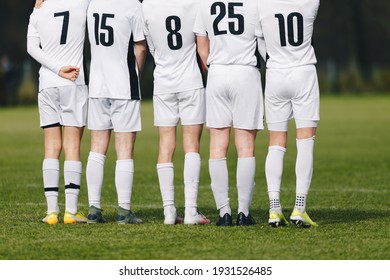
[35,0,44,9]
[59,66,80,81]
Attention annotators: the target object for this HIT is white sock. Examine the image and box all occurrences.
[265,146,286,211]
[64,161,82,214]
[236,157,256,216]
[115,159,134,210]
[184,152,200,215]
[157,163,175,207]
[295,137,315,212]
[295,194,307,212]
[42,159,60,214]
[209,158,231,217]
[86,152,106,209]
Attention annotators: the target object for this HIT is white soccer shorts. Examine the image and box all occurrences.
[153,88,205,127]
[265,65,320,131]
[88,98,141,132]
[206,65,264,130]
[38,85,88,128]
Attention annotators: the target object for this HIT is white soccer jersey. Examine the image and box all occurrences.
[87,0,145,99]
[27,0,89,91]
[257,0,320,68]
[194,0,260,66]
[142,0,204,95]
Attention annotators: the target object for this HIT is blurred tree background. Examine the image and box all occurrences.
[0,0,389,106]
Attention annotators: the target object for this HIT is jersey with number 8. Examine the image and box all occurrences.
[257,0,320,69]
[142,0,204,95]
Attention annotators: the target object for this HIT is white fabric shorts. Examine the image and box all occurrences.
[153,88,205,126]
[206,65,264,130]
[88,98,141,132]
[38,85,88,128]
[265,65,320,131]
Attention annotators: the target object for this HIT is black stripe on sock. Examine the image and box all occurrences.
[44,187,59,192]
[65,183,80,190]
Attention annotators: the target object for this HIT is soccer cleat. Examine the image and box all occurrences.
[290,208,318,228]
[41,212,59,225]
[117,207,143,224]
[268,210,289,227]
[64,211,87,224]
[87,206,106,223]
[236,212,256,226]
[216,213,233,226]
[164,207,183,225]
[184,211,210,225]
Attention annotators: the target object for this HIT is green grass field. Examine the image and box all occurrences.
[0,95,389,260]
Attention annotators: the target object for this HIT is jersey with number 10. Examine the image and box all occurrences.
[257,0,320,69]
[87,0,144,100]
[27,0,89,90]
[142,0,204,95]
[194,0,260,67]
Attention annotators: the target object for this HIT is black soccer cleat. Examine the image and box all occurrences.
[216,213,233,226]
[236,212,256,226]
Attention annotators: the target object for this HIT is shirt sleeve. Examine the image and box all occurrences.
[193,3,207,37]
[132,4,146,42]
[141,9,155,57]
[27,37,62,75]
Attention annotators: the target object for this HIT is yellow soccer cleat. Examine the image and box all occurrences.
[290,208,318,228]
[64,211,87,224]
[268,210,289,227]
[41,212,59,225]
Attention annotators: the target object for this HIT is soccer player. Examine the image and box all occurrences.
[194,0,264,226]
[85,0,147,224]
[142,0,210,225]
[27,0,90,224]
[257,0,320,227]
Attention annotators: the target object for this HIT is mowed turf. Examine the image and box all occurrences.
[0,95,389,260]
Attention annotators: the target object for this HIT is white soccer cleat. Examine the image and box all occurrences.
[164,207,183,225]
[184,211,210,225]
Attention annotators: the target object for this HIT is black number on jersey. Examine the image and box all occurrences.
[93,13,115,47]
[275,12,304,47]
[166,16,183,50]
[54,11,69,45]
[211,2,244,36]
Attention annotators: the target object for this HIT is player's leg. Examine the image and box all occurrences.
[182,124,210,224]
[209,127,232,226]
[179,88,209,225]
[266,130,289,227]
[85,98,112,223]
[62,126,87,223]
[234,128,257,226]
[154,93,182,224]
[114,131,142,224]
[289,127,318,227]
[157,126,181,224]
[42,126,62,224]
[111,99,142,224]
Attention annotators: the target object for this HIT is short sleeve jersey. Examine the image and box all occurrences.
[193,0,260,67]
[257,0,320,69]
[87,0,145,99]
[142,0,204,95]
[27,0,89,90]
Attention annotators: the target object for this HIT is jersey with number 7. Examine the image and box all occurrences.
[257,0,320,69]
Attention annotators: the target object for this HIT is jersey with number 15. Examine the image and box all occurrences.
[87,0,144,100]
[257,0,320,69]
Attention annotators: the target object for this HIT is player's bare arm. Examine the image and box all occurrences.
[59,66,80,82]
[35,0,44,9]
[134,40,147,78]
[196,36,209,70]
